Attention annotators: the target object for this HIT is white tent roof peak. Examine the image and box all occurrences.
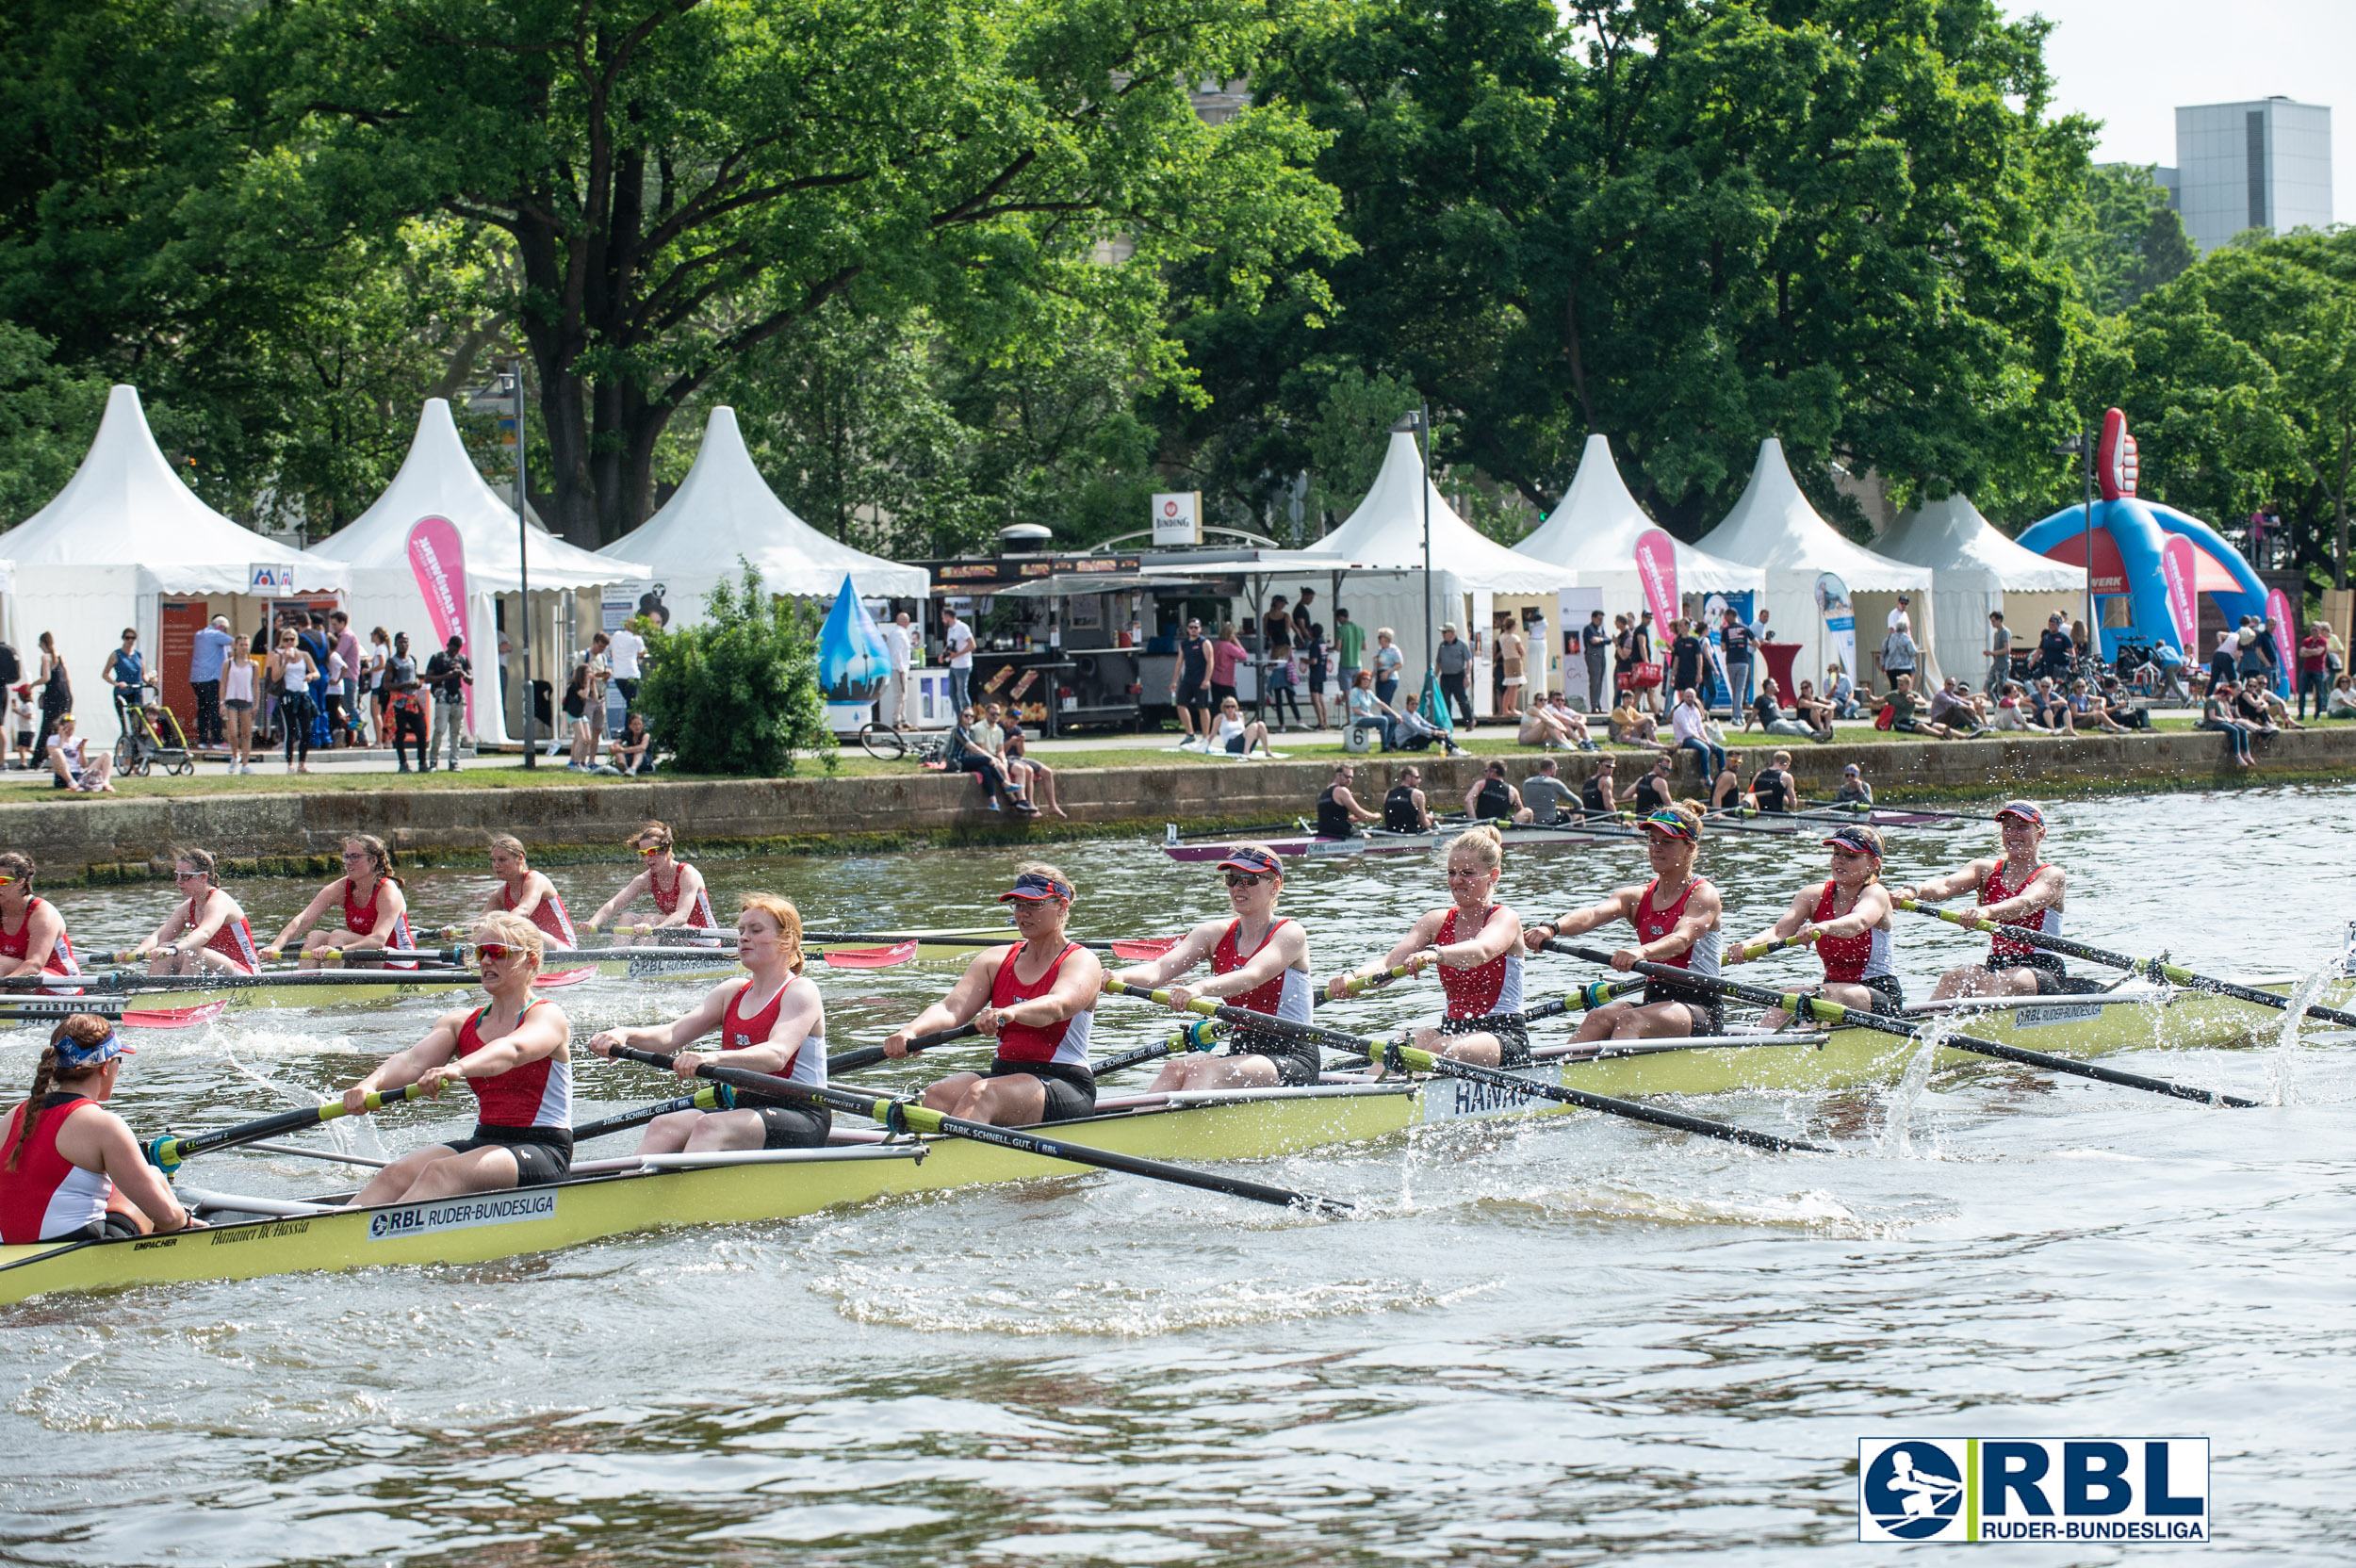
[1694,438,1930,591]
[314,398,642,589]
[1880,492,2086,592]
[1308,431,1574,592]
[7,384,338,588]
[602,406,928,597]
[1516,433,1763,596]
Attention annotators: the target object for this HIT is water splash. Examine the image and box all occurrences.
[2265,934,2356,1107]
[1873,1010,1966,1157]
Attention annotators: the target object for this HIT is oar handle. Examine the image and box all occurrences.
[145,1081,433,1175]
[1727,930,1825,965]
[570,1084,734,1143]
[1092,1021,1229,1078]
[825,1021,984,1076]
[1320,962,1416,1000]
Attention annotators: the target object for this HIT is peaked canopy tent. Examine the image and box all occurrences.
[1694,439,1937,693]
[598,407,929,622]
[5,384,343,739]
[310,399,646,747]
[1877,494,2086,689]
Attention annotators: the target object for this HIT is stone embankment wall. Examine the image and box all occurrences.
[12,726,2353,882]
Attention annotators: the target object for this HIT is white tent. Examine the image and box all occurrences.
[1878,493,2086,692]
[6,384,342,736]
[600,407,929,618]
[313,398,646,746]
[1517,433,1765,602]
[1694,438,1938,692]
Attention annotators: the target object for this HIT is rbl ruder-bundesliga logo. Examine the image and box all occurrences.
[1857,1438,2209,1543]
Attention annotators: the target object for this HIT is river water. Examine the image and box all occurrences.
[1,784,2352,1564]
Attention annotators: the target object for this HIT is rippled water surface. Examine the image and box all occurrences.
[3,784,2353,1564]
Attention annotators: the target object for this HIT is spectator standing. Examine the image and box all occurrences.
[1171,616,1210,747]
[331,612,362,746]
[1303,624,1330,730]
[1372,628,1403,708]
[1611,613,1636,705]
[105,628,154,740]
[562,653,599,770]
[1877,618,1919,694]
[1580,610,1610,711]
[366,627,393,744]
[1433,623,1474,727]
[189,614,237,747]
[1629,610,1658,712]
[1334,607,1365,682]
[606,615,646,717]
[320,638,351,746]
[30,632,69,769]
[220,632,256,774]
[2255,616,2283,694]
[385,632,428,773]
[1291,588,1316,646]
[879,612,912,728]
[2071,618,2092,670]
[1985,611,2012,696]
[1497,619,1527,717]
[1669,618,1705,698]
[1718,608,1756,710]
[2298,622,2329,719]
[425,634,474,771]
[1208,623,1247,709]
[266,628,318,774]
[2037,613,2076,683]
[940,605,975,716]
[1887,596,1912,632]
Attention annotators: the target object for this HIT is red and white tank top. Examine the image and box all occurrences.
[0,1097,111,1243]
[500,879,580,948]
[1979,859,2060,961]
[650,863,716,929]
[1213,918,1311,1024]
[990,942,1093,1067]
[343,877,417,969]
[1436,906,1524,1019]
[1636,877,1722,974]
[723,976,824,1088]
[0,898,78,977]
[184,893,260,974]
[1811,881,1893,984]
[456,999,571,1128]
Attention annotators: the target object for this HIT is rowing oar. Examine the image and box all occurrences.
[601,1044,1343,1211]
[1101,978,1826,1153]
[1893,899,2356,1030]
[1797,803,2000,824]
[143,1083,436,1175]
[570,1085,735,1143]
[1091,1020,1230,1077]
[1545,942,2260,1108]
[823,1022,984,1076]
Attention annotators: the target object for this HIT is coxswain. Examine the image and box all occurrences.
[881,864,1102,1124]
[1730,825,1902,1025]
[1316,763,1381,841]
[1750,750,1799,813]
[1832,763,1873,807]
[1891,799,2079,998]
[342,912,574,1204]
[587,819,716,936]
[483,833,580,947]
[1329,824,1528,1067]
[1579,755,1618,817]
[1629,754,1676,813]
[1465,760,1532,824]
[1383,766,1433,831]
[0,853,79,979]
[0,1016,202,1241]
[1523,804,1726,1041]
[267,834,415,970]
[589,893,829,1151]
[142,848,261,974]
[1108,845,1318,1089]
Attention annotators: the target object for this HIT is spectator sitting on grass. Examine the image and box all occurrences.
[2067,677,2127,734]
[1824,661,1858,718]
[2028,676,2076,735]
[1750,677,1819,742]
[612,712,653,775]
[1609,693,1666,748]
[1926,677,1986,737]
[1993,681,2029,730]
[946,706,1036,814]
[2329,673,2356,718]
[1889,673,1962,739]
[1791,679,1836,742]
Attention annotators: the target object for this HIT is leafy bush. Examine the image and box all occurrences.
[636,562,836,776]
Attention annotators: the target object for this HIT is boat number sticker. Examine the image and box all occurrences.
[2012,1004,2104,1030]
[1858,1437,2208,1542]
[368,1190,557,1242]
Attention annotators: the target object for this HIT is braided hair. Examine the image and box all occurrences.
[8,1015,110,1172]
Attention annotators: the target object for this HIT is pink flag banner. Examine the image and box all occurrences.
[2266,589,2297,695]
[2159,535,2198,662]
[405,514,472,728]
[1633,529,1679,629]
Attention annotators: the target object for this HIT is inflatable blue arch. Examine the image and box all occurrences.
[2017,497,2266,667]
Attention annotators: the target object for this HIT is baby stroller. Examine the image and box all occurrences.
[114,698,196,776]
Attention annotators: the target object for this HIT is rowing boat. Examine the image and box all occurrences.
[0,964,2321,1304]
[1162,821,1628,861]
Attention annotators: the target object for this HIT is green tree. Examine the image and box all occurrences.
[636,562,833,776]
[0,324,109,526]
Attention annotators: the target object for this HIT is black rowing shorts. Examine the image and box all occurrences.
[1983,951,2101,995]
[754,1103,833,1149]
[1439,1014,1533,1067]
[445,1125,573,1184]
[1809,973,1906,1014]
[1641,982,1728,1036]
[1233,1031,1322,1086]
[987,1057,1097,1122]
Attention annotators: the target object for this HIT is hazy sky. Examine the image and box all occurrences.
[2022,0,2351,220]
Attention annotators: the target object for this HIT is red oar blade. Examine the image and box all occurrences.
[824,940,921,970]
[122,1002,231,1030]
[1109,938,1180,961]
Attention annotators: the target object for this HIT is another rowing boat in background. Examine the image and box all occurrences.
[1162,821,1629,861]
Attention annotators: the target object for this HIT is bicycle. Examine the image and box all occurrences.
[859,723,947,767]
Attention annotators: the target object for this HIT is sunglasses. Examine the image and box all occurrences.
[174,868,207,881]
[0,874,17,888]
[1222,873,1268,889]
[637,842,668,856]
[472,942,522,962]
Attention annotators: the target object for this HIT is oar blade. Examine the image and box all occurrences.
[1109,938,1181,961]
[823,940,921,970]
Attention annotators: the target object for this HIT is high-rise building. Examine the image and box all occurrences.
[2166,98,2331,253]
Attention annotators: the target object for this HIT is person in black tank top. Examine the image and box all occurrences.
[1579,757,1615,815]
[1384,770,1432,831]
[1316,764,1380,840]
[1632,759,1674,812]
[1752,767,1788,812]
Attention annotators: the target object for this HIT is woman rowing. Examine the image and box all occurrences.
[1522,804,1726,1040]
[880,864,1101,1125]
[341,912,574,1204]
[483,833,580,947]
[587,819,716,936]
[141,848,261,974]
[1891,799,2075,998]
[588,893,830,1152]
[1729,824,1902,1026]
[267,834,415,970]
[0,1016,201,1241]
[1108,844,1319,1089]
[0,853,79,979]
[1328,824,1529,1067]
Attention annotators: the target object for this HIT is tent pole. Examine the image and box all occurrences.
[513,360,535,769]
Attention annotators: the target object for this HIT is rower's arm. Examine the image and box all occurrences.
[145,903,192,950]
[1109,920,1221,990]
[343,1012,466,1109]
[1186,921,1308,1003]
[1734,887,1820,960]
[1646,883,1722,963]
[727,977,823,1076]
[270,884,339,951]
[176,896,236,951]
[74,1112,199,1231]
[588,873,653,930]
[1437,906,1522,968]
[431,1003,567,1083]
[593,981,734,1056]
[1819,883,1895,939]
[1523,890,1636,948]
[655,867,708,929]
[348,884,408,951]
[1362,908,1448,979]
[1983,864,2064,924]
[1337,788,1380,824]
[889,949,1000,1047]
[1904,859,1988,905]
[505,878,548,922]
[1001,947,1102,1029]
